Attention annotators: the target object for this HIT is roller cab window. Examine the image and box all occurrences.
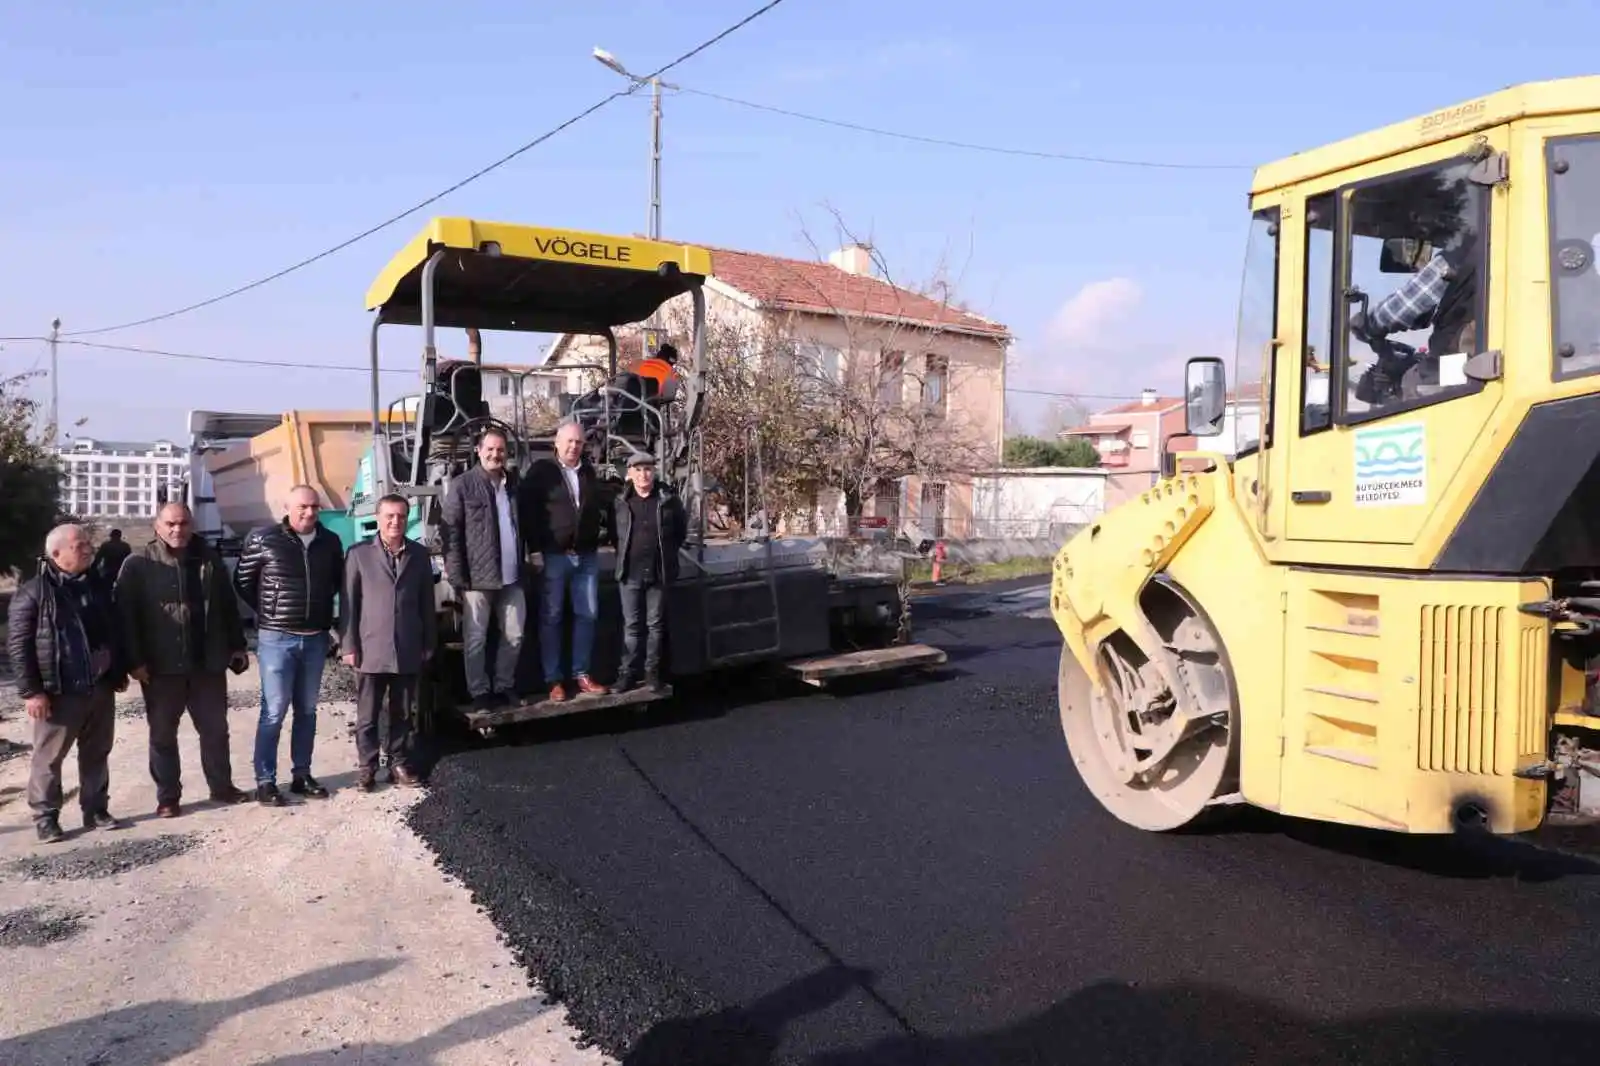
[1337,158,1489,423]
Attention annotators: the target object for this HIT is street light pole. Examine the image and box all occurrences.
[593,47,675,241]
[48,318,60,443]
[649,74,662,241]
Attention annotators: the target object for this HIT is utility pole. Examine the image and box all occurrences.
[48,318,60,443]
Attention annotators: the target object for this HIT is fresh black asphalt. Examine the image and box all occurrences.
[407,583,1600,1065]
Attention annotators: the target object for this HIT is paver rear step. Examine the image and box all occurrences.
[783,643,947,685]
[460,684,672,729]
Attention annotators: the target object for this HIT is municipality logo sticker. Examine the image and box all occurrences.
[1353,422,1425,506]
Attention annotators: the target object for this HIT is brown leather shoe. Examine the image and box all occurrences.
[548,682,569,703]
[392,766,426,788]
[156,803,181,819]
[357,770,376,792]
[576,674,609,696]
[210,786,249,805]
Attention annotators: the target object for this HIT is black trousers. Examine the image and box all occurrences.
[143,672,233,806]
[355,673,416,773]
[619,581,667,681]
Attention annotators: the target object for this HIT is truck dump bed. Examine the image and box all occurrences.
[202,410,383,534]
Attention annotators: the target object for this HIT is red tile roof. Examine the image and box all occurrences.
[705,246,1010,339]
[1096,395,1185,415]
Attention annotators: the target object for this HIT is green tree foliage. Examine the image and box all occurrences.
[0,371,63,577]
[1003,434,1099,468]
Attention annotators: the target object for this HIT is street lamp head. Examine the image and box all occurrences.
[592,47,630,77]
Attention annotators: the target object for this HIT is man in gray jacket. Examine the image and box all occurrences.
[341,493,437,790]
[440,428,525,711]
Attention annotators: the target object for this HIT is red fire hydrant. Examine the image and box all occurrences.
[931,540,947,584]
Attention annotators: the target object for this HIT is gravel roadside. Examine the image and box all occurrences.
[0,663,614,1066]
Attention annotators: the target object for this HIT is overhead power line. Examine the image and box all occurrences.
[38,0,791,341]
[7,335,1150,401]
[678,86,1251,171]
[52,338,417,374]
[1006,385,1149,401]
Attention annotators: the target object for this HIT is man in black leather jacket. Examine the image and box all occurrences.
[117,503,251,818]
[233,485,345,806]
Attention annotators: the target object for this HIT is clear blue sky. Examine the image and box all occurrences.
[0,0,1590,441]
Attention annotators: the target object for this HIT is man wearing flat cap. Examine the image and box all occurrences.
[610,451,687,693]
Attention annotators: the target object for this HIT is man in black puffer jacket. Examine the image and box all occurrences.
[233,485,345,807]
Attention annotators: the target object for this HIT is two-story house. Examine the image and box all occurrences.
[1058,390,1187,506]
[540,242,1012,539]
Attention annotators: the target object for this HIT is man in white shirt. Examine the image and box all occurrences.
[440,429,527,711]
[518,421,610,703]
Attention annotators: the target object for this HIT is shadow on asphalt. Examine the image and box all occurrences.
[1194,806,1600,883]
[624,969,1600,1066]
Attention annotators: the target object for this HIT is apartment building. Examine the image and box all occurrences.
[58,437,188,520]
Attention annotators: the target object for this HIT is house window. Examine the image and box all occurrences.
[498,376,512,397]
[922,355,948,415]
[1130,430,1151,449]
[878,351,904,405]
[797,341,843,388]
[920,482,947,538]
[874,484,900,524]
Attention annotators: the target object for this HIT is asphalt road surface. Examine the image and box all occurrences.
[408,582,1600,1065]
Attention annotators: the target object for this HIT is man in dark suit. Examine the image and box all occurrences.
[341,493,436,790]
[518,420,610,702]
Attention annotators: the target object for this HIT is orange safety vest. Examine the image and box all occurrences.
[635,357,677,396]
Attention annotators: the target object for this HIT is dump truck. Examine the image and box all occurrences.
[1051,75,1600,837]
[201,218,947,737]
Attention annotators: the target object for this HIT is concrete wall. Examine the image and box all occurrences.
[970,467,1106,539]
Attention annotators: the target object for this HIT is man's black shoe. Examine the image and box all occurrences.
[257,783,288,807]
[36,816,65,844]
[614,674,638,693]
[644,674,668,695]
[291,775,330,799]
[471,694,496,712]
[82,810,129,831]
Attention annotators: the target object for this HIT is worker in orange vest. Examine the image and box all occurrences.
[634,342,679,401]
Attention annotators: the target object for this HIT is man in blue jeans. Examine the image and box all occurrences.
[518,421,610,702]
[233,485,346,806]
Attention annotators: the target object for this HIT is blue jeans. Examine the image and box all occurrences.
[539,552,599,683]
[254,629,328,785]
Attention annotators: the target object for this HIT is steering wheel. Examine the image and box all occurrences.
[1355,336,1421,405]
[454,415,518,449]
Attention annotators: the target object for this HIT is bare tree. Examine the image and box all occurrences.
[786,208,1002,529]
